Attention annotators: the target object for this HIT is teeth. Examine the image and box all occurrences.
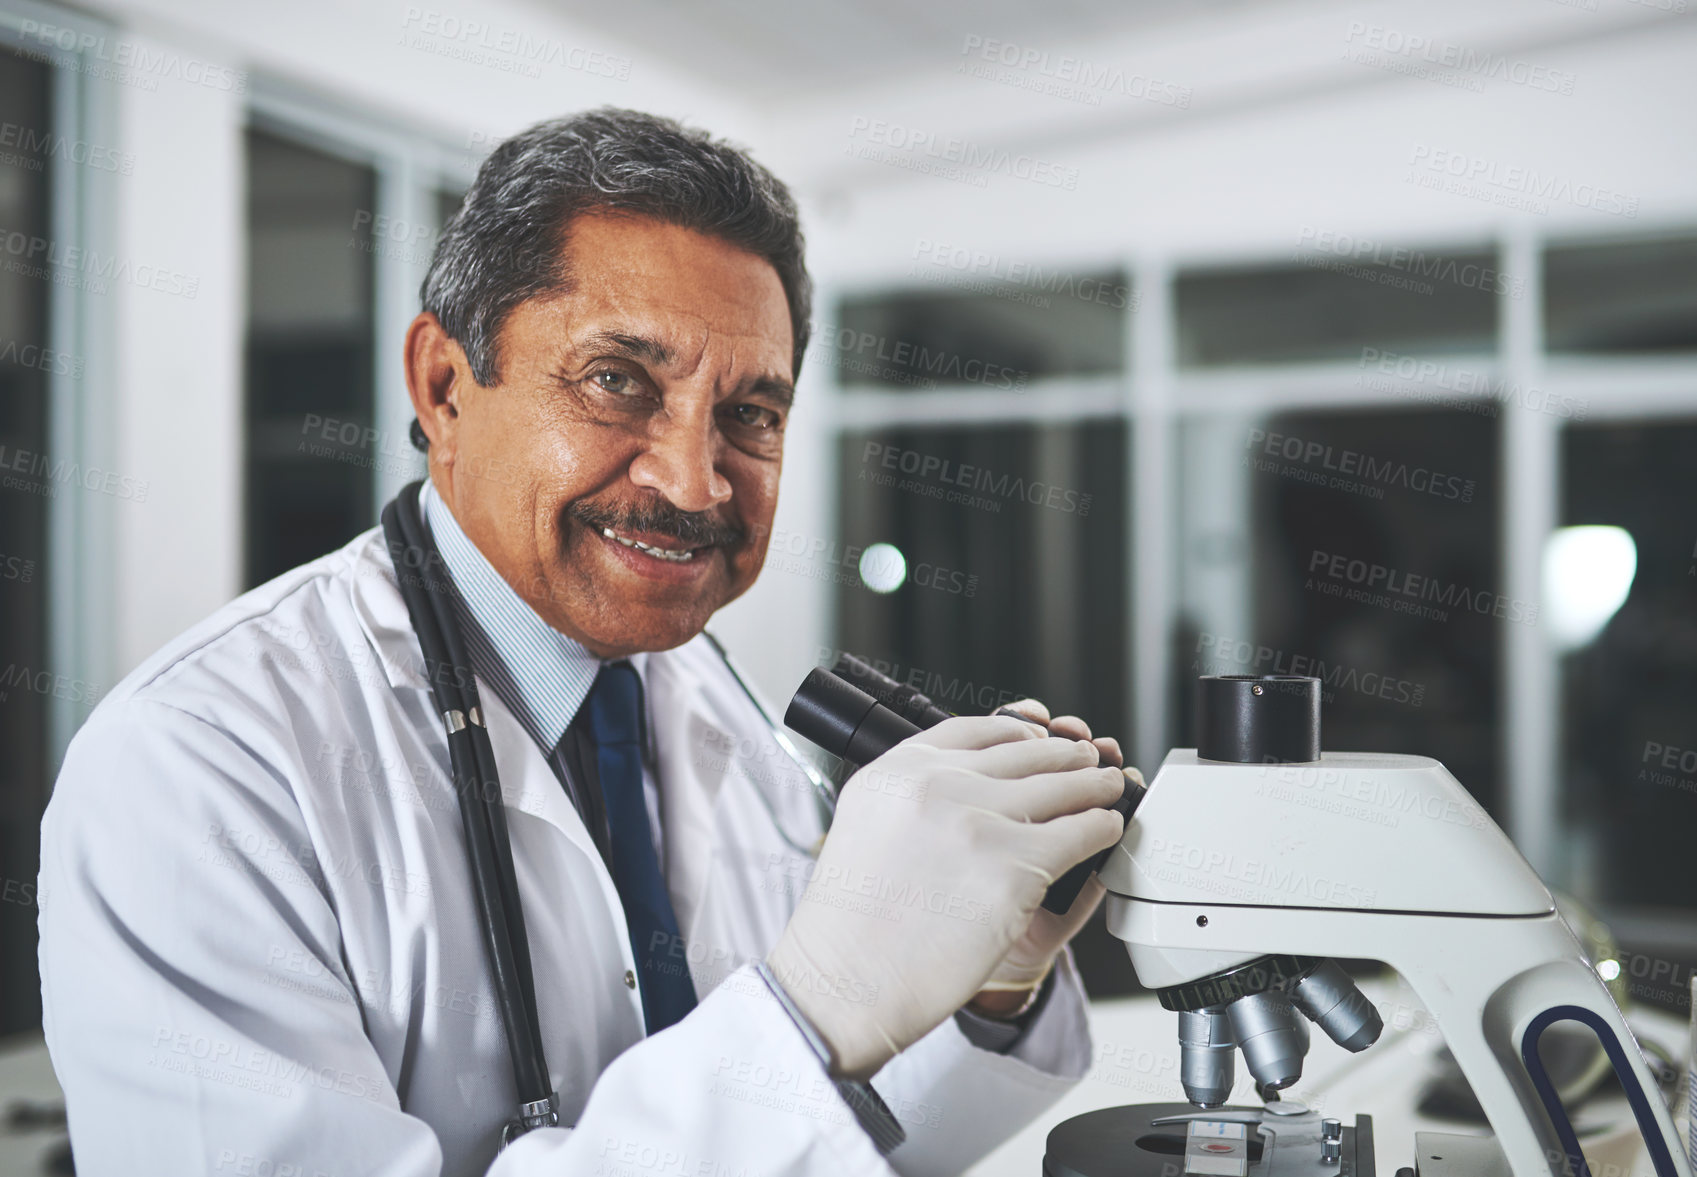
[601,527,699,563]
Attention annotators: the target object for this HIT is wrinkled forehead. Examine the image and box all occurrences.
[540,211,793,377]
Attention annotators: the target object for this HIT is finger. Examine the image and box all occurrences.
[1041,717,1124,768]
[1026,806,1127,886]
[972,735,1101,779]
[1001,698,1051,725]
[910,713,1045,752]
[998,765,1126,822]
[1045,714,1092,742]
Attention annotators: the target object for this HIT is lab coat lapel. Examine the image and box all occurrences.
[478,688,613,894]
[645,646,726,960]
[479,686,647,1039]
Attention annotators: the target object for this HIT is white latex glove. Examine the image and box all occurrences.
[973,700,1144,1004]
[765,715,1126,1081]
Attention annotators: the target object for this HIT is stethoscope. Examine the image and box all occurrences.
[379,481,837,1144]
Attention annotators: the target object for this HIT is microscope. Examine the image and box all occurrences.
[785,662,1690,1177]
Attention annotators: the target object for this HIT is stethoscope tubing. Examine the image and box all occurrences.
[382,485,554,1119]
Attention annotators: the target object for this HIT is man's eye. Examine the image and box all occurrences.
[730,404,780,430]
[592,369,633,395]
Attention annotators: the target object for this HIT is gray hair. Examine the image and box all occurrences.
[414,107,811,449]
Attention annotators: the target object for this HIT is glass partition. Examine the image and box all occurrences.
[243,129,378,586]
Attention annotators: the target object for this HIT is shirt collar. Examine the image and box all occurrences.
[418,479,646,754]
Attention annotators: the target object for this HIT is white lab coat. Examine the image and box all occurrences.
[39,525,1095,1176]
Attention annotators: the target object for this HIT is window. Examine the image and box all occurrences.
[243,130,379,587]
[1545,235,1697,355]
[1176,253,1499,366]
[837,421,1129,727]
[1179,407,1504,814]
[832,275,1127,391]
[1559,420,1697,907]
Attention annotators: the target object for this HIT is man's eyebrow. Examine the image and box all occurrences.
[576,330,675,367]
[574,328,793,406]
[748,376,795,408]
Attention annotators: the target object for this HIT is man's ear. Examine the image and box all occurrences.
[403,312,471,467]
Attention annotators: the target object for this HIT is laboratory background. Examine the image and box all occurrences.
[0,0,1694,1172]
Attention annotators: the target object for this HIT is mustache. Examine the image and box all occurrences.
[568,497,746,549]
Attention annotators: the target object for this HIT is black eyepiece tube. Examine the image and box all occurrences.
[786,664,1140,917]
[784,668,923,767]
[832,654,954,729]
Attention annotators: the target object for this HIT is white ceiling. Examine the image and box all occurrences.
[541,0,1264,102]
[531,0,1683,201]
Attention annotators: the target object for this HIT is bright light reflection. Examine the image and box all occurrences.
[858,542,907,594]
[1541,526,1636,654]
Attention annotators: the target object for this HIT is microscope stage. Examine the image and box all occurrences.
[1043,1102,1375,1177]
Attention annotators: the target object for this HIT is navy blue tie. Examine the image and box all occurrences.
[581,661,697,1034]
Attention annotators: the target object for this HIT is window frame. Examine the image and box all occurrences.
[0,0,122,774]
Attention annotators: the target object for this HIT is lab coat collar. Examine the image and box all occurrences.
[347,526,431,696]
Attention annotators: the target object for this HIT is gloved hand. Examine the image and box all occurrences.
[968,700,1144,1014]
[765,715,1126,1081]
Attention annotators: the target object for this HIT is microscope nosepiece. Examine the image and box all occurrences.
[1225,991,1307,1091]
[1177,1009,1236,1107]
[1292,960,1384,1053]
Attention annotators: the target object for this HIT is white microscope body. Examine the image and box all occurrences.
[1097,745,1691,1177]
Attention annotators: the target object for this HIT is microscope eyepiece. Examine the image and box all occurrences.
[831,654,954,729]
[783,667,922,766]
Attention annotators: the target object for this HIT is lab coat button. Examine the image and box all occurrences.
[624,970,636,989]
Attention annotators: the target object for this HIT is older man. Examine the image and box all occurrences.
[40,109,1128,1176]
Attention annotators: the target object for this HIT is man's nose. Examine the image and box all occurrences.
[626,410,733,513]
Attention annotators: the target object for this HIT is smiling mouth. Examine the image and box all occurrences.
[599,526,704,563]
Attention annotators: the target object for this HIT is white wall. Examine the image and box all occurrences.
[109,33,244,674]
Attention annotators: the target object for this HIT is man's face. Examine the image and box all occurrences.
[424,211,794,657]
